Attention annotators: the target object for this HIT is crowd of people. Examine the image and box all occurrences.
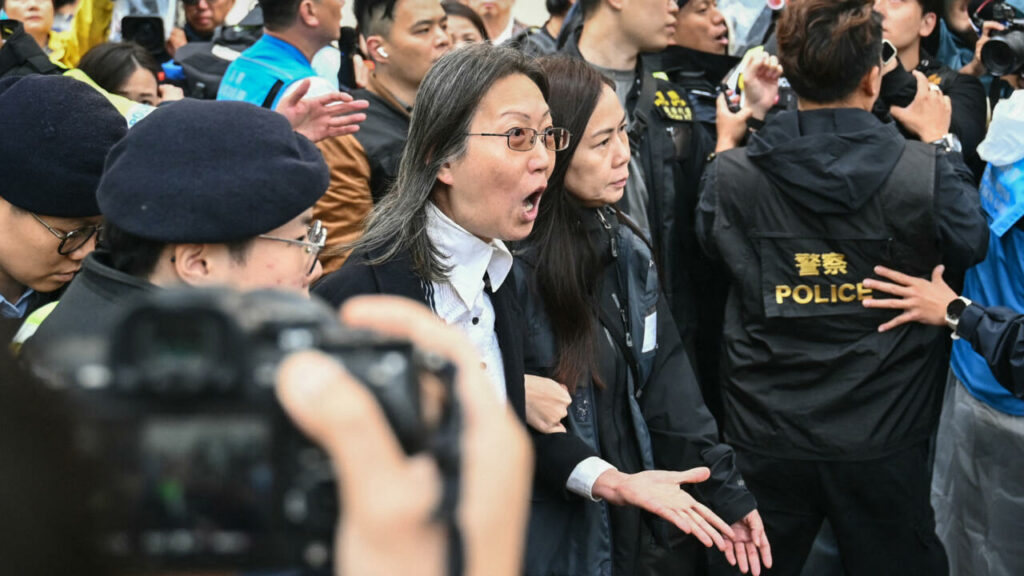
[2,0,1024,574]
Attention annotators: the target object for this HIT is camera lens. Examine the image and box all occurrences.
[982,29,1024,76]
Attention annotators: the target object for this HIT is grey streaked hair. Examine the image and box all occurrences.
[348,42,549,283]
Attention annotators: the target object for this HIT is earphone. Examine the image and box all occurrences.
[377,47,388,58]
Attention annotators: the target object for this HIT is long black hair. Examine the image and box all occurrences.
[529,55,614,392]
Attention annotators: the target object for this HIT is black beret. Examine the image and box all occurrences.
[97,99,329,244]
[0,75,126,217]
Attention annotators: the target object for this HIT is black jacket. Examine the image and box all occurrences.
[560,30,715,364]
[349,85,410,204]
[21,252,157,363]
[959,303,1024,398]
[516,207,756,576]
[697,108,988,460]
[658,46,740,132]
[313,247,595,494]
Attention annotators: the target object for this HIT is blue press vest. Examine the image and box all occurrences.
[952,161,1024,416]
[216,34,315,109]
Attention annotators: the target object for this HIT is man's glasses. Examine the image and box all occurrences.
[31,213,103,256]
[258,219,327,275]
[466,127,571,152]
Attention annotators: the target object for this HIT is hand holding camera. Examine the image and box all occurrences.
[889,70,953,144]
[278,295,533,576]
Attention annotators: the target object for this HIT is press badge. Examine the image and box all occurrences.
[642,309,658,353]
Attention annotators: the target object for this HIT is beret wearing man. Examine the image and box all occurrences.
[19,99,330,357]
[0,75,126,343]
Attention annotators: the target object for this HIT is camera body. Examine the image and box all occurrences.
[976,1,1024,76]
[32,289,459,574]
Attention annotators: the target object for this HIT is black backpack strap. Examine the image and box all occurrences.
[628,68,658,150]
[261,79,285,108]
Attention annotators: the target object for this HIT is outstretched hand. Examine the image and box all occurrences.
[277,78,370,143]
[722,510,773,575]
[593,467,736,550]
[862,264,957,332]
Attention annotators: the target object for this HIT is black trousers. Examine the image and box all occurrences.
[725,442,948,576]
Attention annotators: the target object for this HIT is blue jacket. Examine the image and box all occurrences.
[952,160,1024,414]
[217,34,315,109]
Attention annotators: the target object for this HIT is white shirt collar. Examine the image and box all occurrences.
[426,202,513,309]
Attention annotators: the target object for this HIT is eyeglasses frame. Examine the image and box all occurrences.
[30,212,103,256]
[465,126,572,152]
[257,219,327,275]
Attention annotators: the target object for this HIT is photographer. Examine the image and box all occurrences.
[874,0,988,180]
[20,99,330,359]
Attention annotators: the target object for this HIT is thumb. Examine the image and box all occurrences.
[674,466,712,485]
[931,264,945,283]
[279,78,311,109]
[911,70,929,94]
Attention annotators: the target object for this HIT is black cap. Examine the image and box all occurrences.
[97,99,329,244]
[0,75,127,217]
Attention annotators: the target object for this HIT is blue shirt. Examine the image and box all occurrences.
[217,34,316,109]
[951,160,1024,415]
[0,288,34,319]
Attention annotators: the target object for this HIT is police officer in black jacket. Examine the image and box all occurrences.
[697,0,988,574]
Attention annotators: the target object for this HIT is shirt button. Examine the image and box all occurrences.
[472,317,479,325]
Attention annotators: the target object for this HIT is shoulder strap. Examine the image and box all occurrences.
[261,79,285,109]
[628,69,658,150]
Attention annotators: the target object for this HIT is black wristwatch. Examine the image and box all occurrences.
[945,296,972,339]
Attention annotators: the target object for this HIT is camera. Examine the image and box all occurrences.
[121,15,167,58]
[30,288,460,575]
[975,1,1024,76]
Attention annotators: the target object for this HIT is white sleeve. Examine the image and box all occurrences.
[566,456,617,502]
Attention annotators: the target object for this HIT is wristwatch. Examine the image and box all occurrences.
[931,133,962,154]
[945,296,973,339]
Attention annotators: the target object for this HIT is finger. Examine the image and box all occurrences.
[746,539,762,576]
[694,501,736,540]
[736,541,750,573]
[685,508,726,551]
[861,296,913,310]
[679,509,715,548]
[549,423,567,434]
[872,264,919,286]
[861,277,911,296]
[328,112,368,126]
[275,351,409,503]
[339,296,503,425]
[723,539,738,566]
[315,90,355,105]
[665,507,696,537]
[716,92,731,115]
[931,264,946,283]
[878,311,916,332]
[672,466,712,485]
[282,78,312,107]
[758,533,773,569]
[911,69,929,93]
[327,100,371,115]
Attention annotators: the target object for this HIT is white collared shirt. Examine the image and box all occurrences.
[426,203,512,403]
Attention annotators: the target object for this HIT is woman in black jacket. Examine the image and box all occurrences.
[515,55,771,576]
